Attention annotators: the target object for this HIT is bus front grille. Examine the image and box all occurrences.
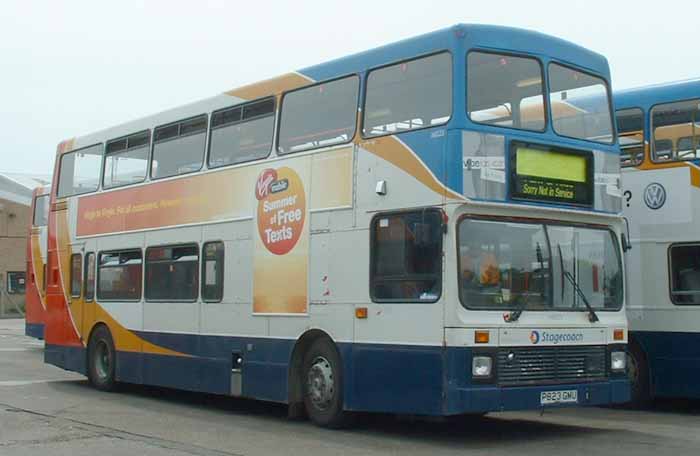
[496,345,607,386]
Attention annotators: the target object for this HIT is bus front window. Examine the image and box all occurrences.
[459,219,550,310]
[467,51,546,132]
[458,218,623,312]
[549,63,614,144]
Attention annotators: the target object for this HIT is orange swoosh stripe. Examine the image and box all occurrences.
[359,135,464,200]
[224,72,312,101]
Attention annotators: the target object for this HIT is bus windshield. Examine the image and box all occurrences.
[458,218,622,311]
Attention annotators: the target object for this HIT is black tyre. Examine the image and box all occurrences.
[87,325,117,392]
[627,342,651,407]
[302,338,349,428]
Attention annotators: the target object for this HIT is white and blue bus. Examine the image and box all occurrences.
[616,79,700,403]
[44,24,629,428]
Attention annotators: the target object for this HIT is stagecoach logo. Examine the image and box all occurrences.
[643,182,666,210]
[530,330,584,345]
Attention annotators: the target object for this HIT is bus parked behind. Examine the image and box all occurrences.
[616,78,700,403]
[25,185,50,339]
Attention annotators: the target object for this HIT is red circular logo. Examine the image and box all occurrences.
[255,168,278,201]
[256,167,305,255]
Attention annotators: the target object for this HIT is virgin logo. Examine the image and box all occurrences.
[255,169,277,200]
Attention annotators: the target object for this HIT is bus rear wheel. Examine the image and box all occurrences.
[87,325,117,392]
[302,338,349,428]
[627,343,650,407]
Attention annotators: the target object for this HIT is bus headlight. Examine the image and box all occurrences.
[611,351,626,372]
[472,356,493,378]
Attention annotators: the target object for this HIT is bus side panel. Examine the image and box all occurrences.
[345,343,444,415]
[135,332,294,402]
[633,330,700,399]
[115,351,143,385]
[44,344,86,375]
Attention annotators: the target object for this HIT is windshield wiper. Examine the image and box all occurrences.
[505,242,545,323]
[504,292,529,322]
[558,244,600,323]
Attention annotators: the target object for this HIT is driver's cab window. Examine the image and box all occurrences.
[370,210,443,302]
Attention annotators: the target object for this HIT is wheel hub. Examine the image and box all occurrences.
[307,356,334,411]
[95,341,110,380]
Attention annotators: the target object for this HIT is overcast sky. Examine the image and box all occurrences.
[1,0,697,177]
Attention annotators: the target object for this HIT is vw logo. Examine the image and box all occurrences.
[643,182,666,210]
[530,331,540,344]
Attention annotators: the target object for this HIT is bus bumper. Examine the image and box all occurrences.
[446,378,630,414]
[25,322,45,340]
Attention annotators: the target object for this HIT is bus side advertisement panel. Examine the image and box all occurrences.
[253,164,310,314]
[75,148,353,238]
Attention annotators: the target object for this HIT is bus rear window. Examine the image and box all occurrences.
[651,99,700,162]
[278,76,359,154]
[32,194,49,227]
[549,63,613,144]
[57,144,102,198]
[616,108,644,167]
[467,52,545,132]
[363,53,451,137]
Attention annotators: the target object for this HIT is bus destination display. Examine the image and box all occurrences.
[510,146,593,206]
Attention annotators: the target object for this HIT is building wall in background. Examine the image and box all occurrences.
[0,197,30,316]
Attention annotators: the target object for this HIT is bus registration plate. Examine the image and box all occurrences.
[540,389,578,405]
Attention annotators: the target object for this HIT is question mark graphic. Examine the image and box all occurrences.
[623,190,632,207]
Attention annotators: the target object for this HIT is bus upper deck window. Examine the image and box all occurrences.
[616,108,645,167]
[363,53,451,138]
[651,99,700,163]
[467,52,545,132]
[548,63,613,144]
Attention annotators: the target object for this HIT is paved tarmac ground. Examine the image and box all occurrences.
[1,318,700,456]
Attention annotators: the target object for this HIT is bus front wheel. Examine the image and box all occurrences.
[87,325,117,392]
[302,338,349,428]
[627,343,650,407]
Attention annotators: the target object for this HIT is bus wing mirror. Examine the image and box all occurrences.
[621,217,632,252]
[621,232,632,252]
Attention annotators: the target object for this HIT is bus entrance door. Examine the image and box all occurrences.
[68,243,87,341]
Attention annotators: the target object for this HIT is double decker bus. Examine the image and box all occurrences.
[616,79,700,403]
[25,185,50,339]
[44,24,629,427]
